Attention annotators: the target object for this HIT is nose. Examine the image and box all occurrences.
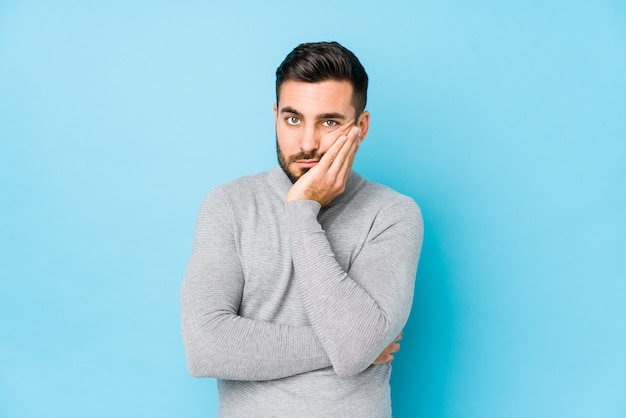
[299,125,319,153]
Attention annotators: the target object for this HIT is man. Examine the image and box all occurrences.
[180,41,423,417]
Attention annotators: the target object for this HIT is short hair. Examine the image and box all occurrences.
[275,41,369,115]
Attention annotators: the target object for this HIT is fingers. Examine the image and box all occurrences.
[338,126,361,171]
[326,126,361,174]
[319,126,360,166]
[389,332,403,359]
[372,336,402,364]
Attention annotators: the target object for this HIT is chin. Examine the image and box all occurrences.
[286,171,301,184]
[296,167,310,176]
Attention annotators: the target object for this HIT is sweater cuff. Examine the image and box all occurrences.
[285,200,322,231]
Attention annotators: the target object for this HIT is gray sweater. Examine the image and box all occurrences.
[180,167,423,417]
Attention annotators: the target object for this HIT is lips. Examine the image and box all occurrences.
[295,159,319,168]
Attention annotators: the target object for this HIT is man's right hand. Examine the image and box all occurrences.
[372,332,403,364]
[285,125,362,206]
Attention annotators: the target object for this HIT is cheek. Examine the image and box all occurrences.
[319,131,339,154]
[276,128,298,155]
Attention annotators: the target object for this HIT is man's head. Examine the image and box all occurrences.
[275,41,369,116]
[274,42,370,183]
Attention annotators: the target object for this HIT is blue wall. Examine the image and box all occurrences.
[1,1,624,417]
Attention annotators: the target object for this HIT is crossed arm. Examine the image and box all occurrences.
[180,190,331,381]
[180,127,422,380]
[283,127,421,375]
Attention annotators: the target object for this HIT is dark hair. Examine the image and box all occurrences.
[275,41,369,115]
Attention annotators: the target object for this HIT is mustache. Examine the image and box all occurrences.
[289,151,323,162]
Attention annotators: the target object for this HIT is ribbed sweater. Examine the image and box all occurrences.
[180,166,423,417]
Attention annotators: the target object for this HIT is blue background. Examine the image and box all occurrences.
[1,1,625,417]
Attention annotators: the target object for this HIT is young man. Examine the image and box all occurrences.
[180,41,423,417]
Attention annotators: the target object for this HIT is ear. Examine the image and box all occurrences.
[274,103,278,124]
[356,110,370,143]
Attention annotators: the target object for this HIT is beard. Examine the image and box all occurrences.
[276,137,323,184]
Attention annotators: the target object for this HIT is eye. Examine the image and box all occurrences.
[286,116,300,125]
[322,120,338,127]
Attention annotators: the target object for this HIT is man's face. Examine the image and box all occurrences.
[274,80,369,183]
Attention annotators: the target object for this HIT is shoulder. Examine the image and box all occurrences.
[355,177,424,246]
[356,175,422,218]
[203,169,274,200]
[213,170,273,195]
[200,168,285,214]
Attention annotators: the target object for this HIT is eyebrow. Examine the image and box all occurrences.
[280,106,347,121]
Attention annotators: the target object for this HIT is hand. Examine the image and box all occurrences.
[372,332,403,365]
[285,125,362,206]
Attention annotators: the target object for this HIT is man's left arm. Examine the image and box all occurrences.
[285,197,423,377]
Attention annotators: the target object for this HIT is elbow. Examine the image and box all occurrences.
[328,324,398,378]
[329,350,372,378]
[181,320,217,378]
[181,315,237,379]
[183,337,226,378]
[186,356,209,378]
[183,338,211,378]
[186,361,203,378]
[332,358,374,378]
[333,364,362,378]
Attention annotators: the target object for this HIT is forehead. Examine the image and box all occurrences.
[278,80,354,115]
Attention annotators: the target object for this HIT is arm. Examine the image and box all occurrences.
[286,198,422,377]
[285,126,423,377]
[180,188,331,381]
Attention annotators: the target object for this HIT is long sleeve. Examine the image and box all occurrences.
[285,196,423,377]
[180,188,331,381]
